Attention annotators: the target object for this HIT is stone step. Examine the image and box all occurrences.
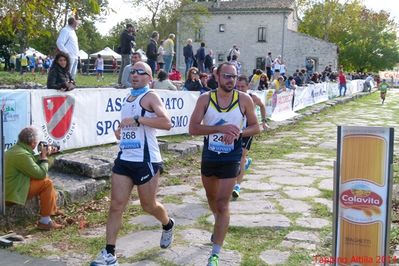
[2,171,106,219]
[52,140,201,179]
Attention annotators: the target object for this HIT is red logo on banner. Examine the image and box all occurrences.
[42,95,75,139]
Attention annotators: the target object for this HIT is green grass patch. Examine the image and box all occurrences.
[320,189,334,200]
[0,72,118,87]
[162,195,183,204]
[311,203,332,218]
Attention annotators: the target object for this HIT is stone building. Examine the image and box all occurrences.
[176,0,338,76]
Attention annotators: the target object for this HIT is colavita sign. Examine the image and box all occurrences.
[332,126,394,266]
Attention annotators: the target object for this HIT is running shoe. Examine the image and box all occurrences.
[232,184,241,198]
[244,157,252,171]
[160,218,175,248]
[90,248,119,266]
[207,254,219,266]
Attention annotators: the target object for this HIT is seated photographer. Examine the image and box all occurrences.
[5,126,64,230]
[47,51,75,91]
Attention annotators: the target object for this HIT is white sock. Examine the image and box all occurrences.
[39,216,51,224]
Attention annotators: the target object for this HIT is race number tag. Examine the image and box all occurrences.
[120,127,141,149]
[208,133,234,153]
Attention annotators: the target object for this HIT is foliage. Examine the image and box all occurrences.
[298,0,399,72]
[0,0,108,52]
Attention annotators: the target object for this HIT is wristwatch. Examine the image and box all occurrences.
[261,118,267,123]
[133,115,140,126]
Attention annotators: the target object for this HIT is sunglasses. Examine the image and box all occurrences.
[130,69,150,76]
[222,73,237,79]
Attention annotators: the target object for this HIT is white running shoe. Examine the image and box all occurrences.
[160,218,175,249]
[90,248,119,266]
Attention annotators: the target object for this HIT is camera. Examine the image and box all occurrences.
[37,141,61,153]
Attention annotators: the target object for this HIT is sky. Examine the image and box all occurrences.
[94,0,399,36]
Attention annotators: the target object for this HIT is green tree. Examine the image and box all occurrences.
[0,0,108,52]
[298,0,399,72]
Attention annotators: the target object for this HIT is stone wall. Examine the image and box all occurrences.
[176,11,337,76]
[284,30,338,74]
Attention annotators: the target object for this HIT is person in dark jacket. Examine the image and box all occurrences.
[207,67,218,90]
[184,67,202,91]
[204,50,213,73]
[195,42,206,73]
[118,24,136,84]
[146,31,159,75]
[183,39,194,79]
[47,52,75,91]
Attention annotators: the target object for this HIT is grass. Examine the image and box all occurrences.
[0,71,119,87]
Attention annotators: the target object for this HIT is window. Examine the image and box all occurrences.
[195,27,204,42]
[219,24,225,32]
[218,54,224,62]
[258,27,266,42]
[256,57,265,70]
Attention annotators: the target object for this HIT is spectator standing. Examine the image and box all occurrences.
[146,31,159,75]
[196,42,206,73]
[338,70,347,97]
[163,33,175,73]
[47,52,75,91]
[56,17,80,80]
[305,59,314,82]
[157,40,165,70]
[227,44,240,61]
[273,55,282,73]
[37,56,44,75]
[20,52,28,75]
[10,52,17,73]
[265,52,273,80]
[28,53,36,75]
[151,70,177,91]
[379,79,389,104]
[230,55,241,75]
[5,127,64,230]
[117,24,136,85]
[94,54,104,82]
[121,52,142,88]
[183,39,194,78]
[204,50,213,73]
[112,56,118,75]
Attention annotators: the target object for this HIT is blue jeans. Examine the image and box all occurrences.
[185,57,193,78]
[163,55,173,73]
[339,84,347,96]
[147,59,156,76]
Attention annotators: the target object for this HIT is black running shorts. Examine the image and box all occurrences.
[201,161,241,179]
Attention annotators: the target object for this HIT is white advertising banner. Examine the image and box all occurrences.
[271,90,297,121]
[379,71,399,86]
[0,90,31,150]
[31,88,200,150]
[313,83,329,104]
[157,90,200,136]
[293,86,314,111]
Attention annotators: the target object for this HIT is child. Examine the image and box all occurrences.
[379,79,389,104]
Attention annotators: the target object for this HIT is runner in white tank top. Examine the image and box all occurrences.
[92,62,175,266]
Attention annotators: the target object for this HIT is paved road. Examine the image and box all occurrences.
[3,90,399,265]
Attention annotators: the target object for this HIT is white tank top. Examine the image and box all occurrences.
[119,91,162,163]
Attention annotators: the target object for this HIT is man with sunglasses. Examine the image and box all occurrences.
[189,62,260,266]
[91,62,175,266]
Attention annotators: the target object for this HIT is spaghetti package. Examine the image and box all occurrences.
[334,126,394,266]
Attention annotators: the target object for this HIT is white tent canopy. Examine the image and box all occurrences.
[18,47,46,59]
[90,47,121,60]
[78,50,89,59]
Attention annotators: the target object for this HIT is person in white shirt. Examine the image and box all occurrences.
[94,54,104,82]
[56,17,79,80]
